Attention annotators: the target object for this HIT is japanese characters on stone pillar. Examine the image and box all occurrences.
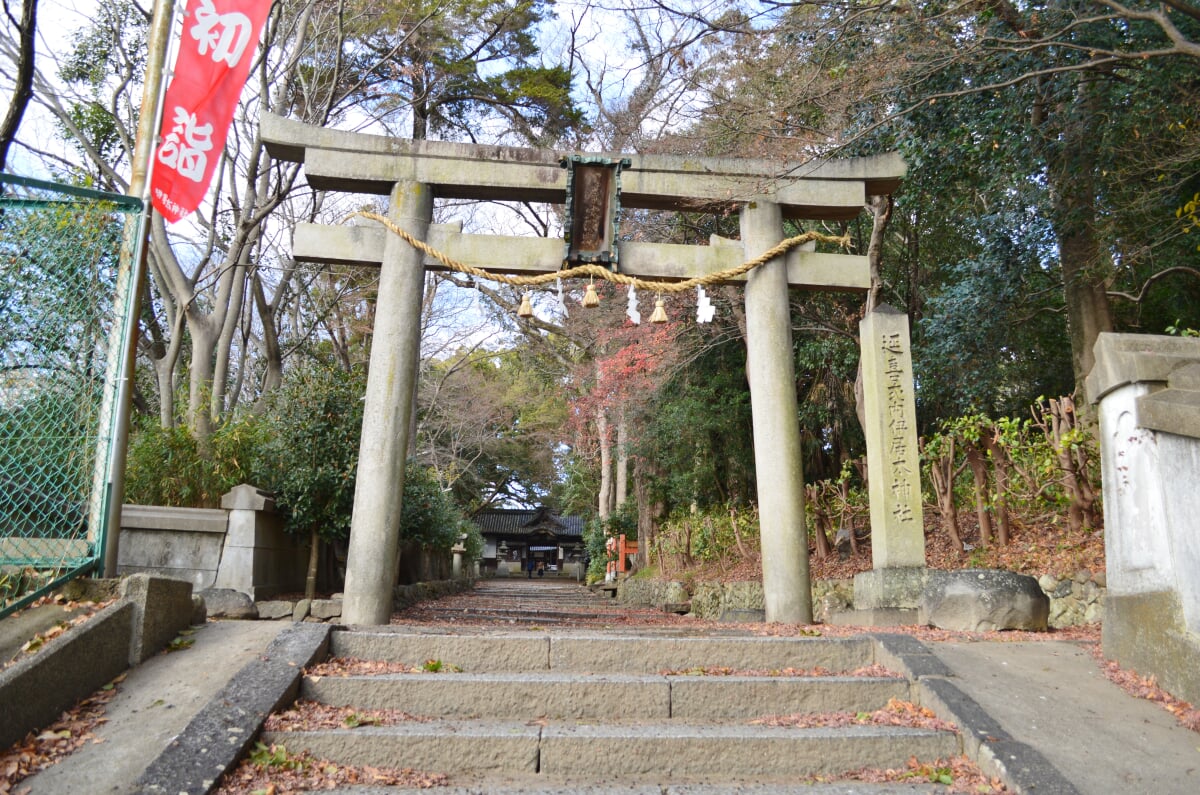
[856,305,925,608]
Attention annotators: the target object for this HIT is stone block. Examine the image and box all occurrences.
[854,567,927,610]
[293,598,311,621]
[121,573,196,663]
[310,598,343,620]
[199,588,258,620]
[1104,589,1200,706]
[256,600,295,620]
[0,601,133,751]
[919,569,1049,632]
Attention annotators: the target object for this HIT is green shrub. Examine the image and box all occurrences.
[400,463,475,552]
[255,363,365,543]
[125,412,262,508]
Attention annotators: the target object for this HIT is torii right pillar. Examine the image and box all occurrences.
[854,304,927,616]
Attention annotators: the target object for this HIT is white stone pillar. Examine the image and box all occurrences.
[342,181,432,625]
[741,200,812,624]
[854,305,926,610]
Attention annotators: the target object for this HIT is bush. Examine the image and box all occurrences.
[125,412,262,508]
[400,463,476,552]
[255,363,365,543]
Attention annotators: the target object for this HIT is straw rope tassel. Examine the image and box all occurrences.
[649,296,668,324]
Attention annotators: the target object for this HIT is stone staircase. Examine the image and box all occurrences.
[259,583,964,792]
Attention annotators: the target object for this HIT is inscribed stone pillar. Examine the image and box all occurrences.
[856,305,925,608]
[342,181,432,626]
[741,200,813,624]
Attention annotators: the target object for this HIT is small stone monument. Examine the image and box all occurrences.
[854,305,926,612]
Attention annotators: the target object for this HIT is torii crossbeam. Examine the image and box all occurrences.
[261,114,905,625]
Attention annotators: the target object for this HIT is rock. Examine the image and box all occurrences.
[920,569,1049,632]
[190,594,208,625]
[1092,571,1106,588]
[1074,568,1092,584]
[1038,574,1058,593]
[198,588,258,620]
[663,581,690,607]
[834,527,852,558]
[689,583,723,619]
[814,590,851,623]
[293,598,311,622]
[310,598,342,620]
[255,600,295,620]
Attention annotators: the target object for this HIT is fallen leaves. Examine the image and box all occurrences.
[674,517,1105,585]
[0,673,124,793]
[264,700,432,732]
[658,663,903,678]
[749,697,959,733]
[213,743,447,794]
[305,657,463,677]
[803,755,1009,793]
[1089,649,1200,733]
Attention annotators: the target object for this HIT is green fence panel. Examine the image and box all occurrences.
[0,174,142,615]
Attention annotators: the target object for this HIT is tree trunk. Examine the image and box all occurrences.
[634,458,663,569]
[305,528,320,601]
[964,445,992,546]
[597,407,612,520]
[1037,396,1099,534]
[0,0,36,170]
[615,410,629,509]
[805,483,833,559]
[1047,82,1114,404]
[924,437,963,551]
[210,252,249,421]
[854,194,893,432]
[983,431,1012,546]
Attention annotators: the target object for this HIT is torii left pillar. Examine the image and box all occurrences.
[342,181,432,625]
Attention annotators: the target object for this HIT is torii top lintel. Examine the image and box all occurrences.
[261,114,904,222]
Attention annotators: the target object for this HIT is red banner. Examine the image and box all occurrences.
[151,0,273,223]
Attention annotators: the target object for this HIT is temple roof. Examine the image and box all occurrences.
[471,507,584,539]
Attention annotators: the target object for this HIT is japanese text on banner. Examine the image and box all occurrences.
[150,0,272,223]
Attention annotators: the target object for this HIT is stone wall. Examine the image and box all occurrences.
[1088,333,1200,705]
[255,577,476,623]
[618,573,1106,629]
[118,484,307,600]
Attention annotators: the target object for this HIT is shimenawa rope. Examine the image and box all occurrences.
[349,210,851,294]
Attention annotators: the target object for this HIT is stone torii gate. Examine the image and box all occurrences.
[261,114,908,626]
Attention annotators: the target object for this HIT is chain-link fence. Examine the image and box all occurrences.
[1,174,142,616]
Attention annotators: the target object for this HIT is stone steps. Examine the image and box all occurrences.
[330,630,876,672]
[262,625,962,788]
[301,671,912,719]
[262,719,958,779]
[316,784,944,795]
[416,607,636,623]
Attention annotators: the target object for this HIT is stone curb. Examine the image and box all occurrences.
[318,786,944,795]
[134,621,333,795]
[870,633,1081,795]
[0,574,194,751]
